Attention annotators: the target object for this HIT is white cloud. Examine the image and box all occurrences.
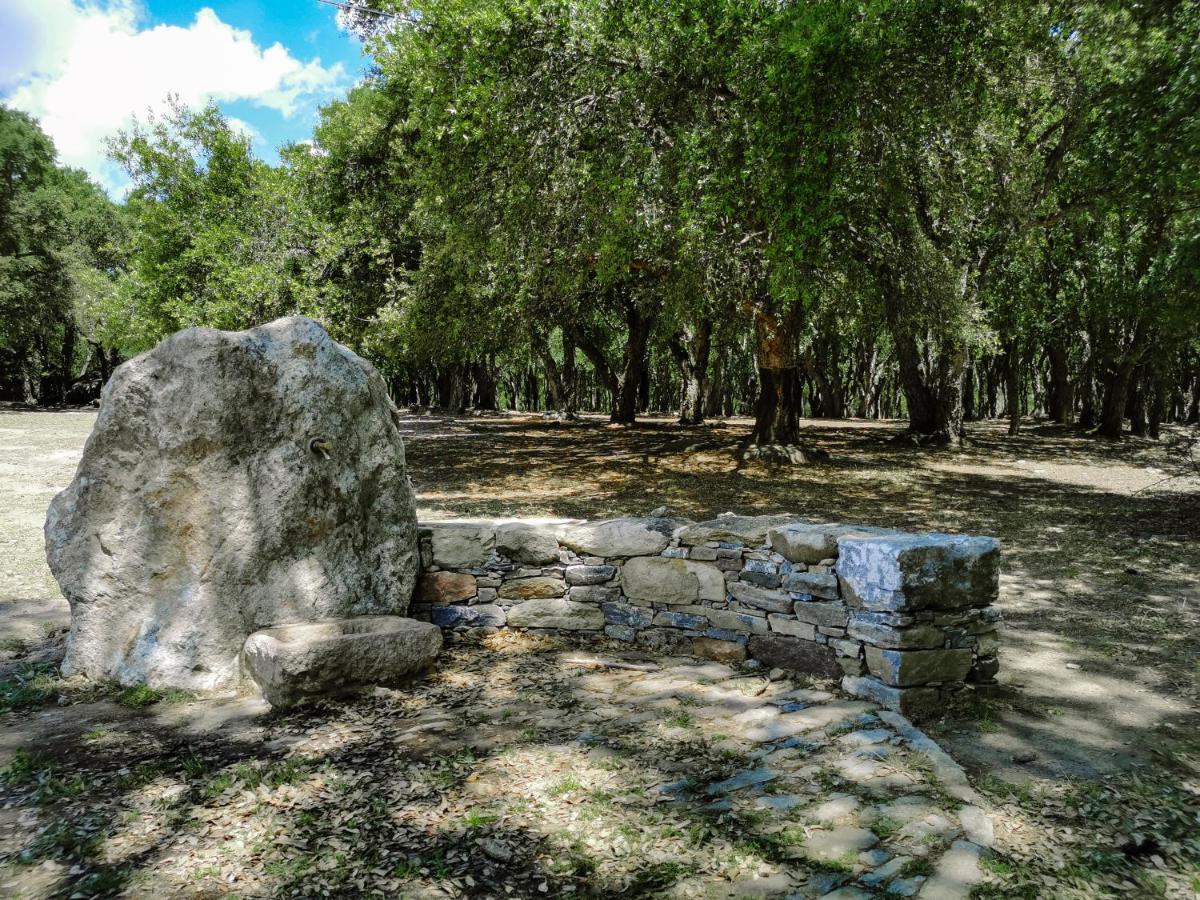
[1,0,347,192]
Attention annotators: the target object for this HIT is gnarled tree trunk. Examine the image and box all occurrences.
[669,319,712,425]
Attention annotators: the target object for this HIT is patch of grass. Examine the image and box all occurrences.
[814,766,842,791]
[200,772,235,799]
[666,712,695,728]
[392,854,451,881]
[229,758,308,789]
[871,816,903,840]
[809,853,857,874]
[2,749,85,804]
[22,821,102,861]
[979,854,1015,876]
[462,809,497,828]
[115,684,192,708]
[0,662,59,711]
[901,857,935,877]
[0,636,26,653]
[547,773,583,796]
[626,861,688,893]
[74,868,129,895]
[547,836,597,877]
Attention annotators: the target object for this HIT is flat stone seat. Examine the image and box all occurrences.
[242,615,442,708]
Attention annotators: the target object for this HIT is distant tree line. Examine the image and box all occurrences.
[2,0,1197,457]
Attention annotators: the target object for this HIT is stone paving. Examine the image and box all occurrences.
[0,638,995,898]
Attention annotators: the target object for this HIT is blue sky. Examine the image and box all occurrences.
[0,0,370,194]
[141,0,367,156]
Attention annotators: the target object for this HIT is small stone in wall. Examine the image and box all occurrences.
[417,571,477,605]
[792,602,850,628]
[561,517,682,557]
[564,564,616,585]
[782,571,840,599]
[728,582,793,614]
[842,675,942,719]
[569,585,620,603]
[766,614,816,641]
[497,576,567,601]
[678,515,798,547]
[506,597,603,630]
[865,647,973,687]
[495,522,562,565]
[748,633,843,680]
[431,604,506,629]
[602,602,654,628]
[426,522,496,568]
[622,556,725,604]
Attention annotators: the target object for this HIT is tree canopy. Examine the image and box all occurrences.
[2,0,1197,447]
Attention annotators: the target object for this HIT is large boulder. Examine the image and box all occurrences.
[45,317,420,692]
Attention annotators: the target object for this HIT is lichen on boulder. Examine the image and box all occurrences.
[45,316,420,692]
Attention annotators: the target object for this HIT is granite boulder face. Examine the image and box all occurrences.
[45,317,420,692]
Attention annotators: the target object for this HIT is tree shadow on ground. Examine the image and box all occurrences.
[0,643,921,898]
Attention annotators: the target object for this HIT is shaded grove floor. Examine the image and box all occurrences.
[1,639,995,898]
[2,407,1198,896]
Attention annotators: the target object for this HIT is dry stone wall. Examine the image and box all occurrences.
[411,515,1001,719]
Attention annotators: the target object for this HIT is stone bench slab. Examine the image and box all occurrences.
[243,615,442,708]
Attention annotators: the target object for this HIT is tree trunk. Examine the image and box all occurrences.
[669,320,712,425]
[749,298,818,462]
[1004,339,1021,436]
[59,324,76,405]
[612,300,653,424]
[1128,369,1148,437]
[473,359,498,410]
[435,364,467,412]
[1046,334,1072,424]
[533,336,567,414]
[1097,363,1134,438]
[893,331,966,445]
[561,331,577,415]
[705,339,726,419]
[962,353,977,422]
[1147,375,1165,439]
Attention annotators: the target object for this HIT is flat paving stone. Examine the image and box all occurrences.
[705,767,777,795]
[804,826,878,861]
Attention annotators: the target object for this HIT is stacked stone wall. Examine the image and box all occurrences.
[410,514,1001,719]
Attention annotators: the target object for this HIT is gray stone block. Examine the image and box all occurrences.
[568,584,620,603]
[865,647,973,687]
[727,582,793,613]
[747,633,842,679]
[782,570,840,599]
[653,610,709,630]
[766,614,816,641]
[564,564,617,585]
[791,601,849,628]
[836,533,1000,612]
[506,597,604,630]
[243,616,442,708]
[622,556,725,603]
[841,675,942,720]
[601,602,654,628]
[431,603,506,629]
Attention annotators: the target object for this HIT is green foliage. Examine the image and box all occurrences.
[2,2,1197,435]
[0,662,60,712]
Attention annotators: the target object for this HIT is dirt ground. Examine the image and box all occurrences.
[2,406,1198,897]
